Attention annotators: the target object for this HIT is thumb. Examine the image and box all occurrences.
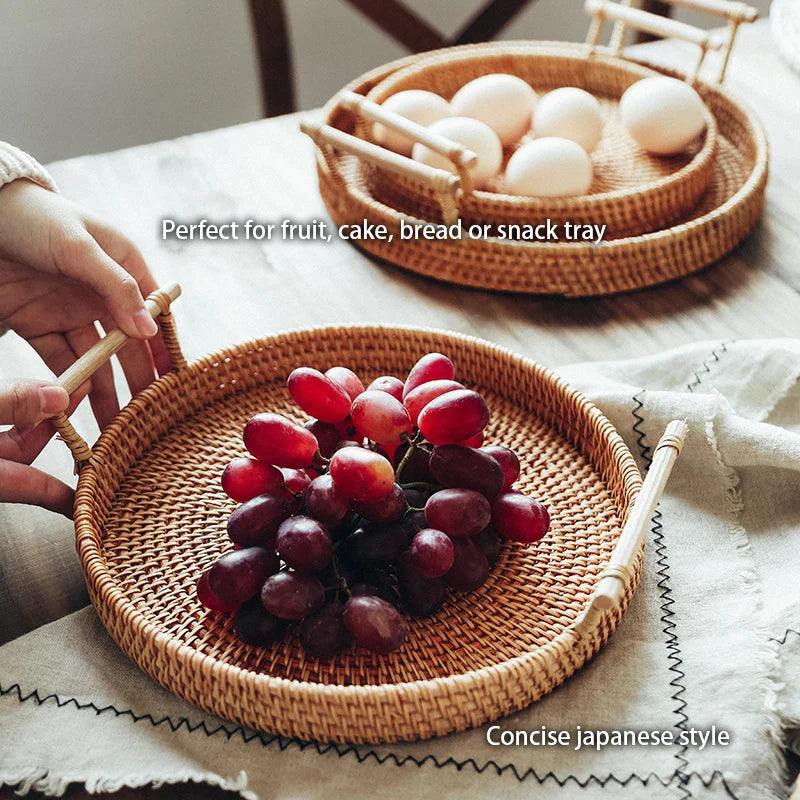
[0,379,69,426]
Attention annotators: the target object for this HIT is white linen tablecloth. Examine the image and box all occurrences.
[1,338,798,800]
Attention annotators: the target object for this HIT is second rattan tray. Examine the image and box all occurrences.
[60,304,652,744]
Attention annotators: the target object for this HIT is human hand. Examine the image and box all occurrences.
[0,378,87,516]
[0,179,170,429]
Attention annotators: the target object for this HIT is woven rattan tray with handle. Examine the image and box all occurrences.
[52,285,686,744]
[304,0,765,297]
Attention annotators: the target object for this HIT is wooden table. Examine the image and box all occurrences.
[1,18,798,799]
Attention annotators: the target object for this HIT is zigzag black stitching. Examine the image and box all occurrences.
[631,392,691,799]
[0,681,740,796]
[771,628,800,646]
[686,341,731,394]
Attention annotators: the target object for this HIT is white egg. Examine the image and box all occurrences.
[619,77,707,155]
[533,87,603,153]
[372,90,452,156]
[412,116,503,189]
[503,137,593,197]
[450,74,538,146]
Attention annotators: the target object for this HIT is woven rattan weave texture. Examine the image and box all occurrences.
[74,326,641,743]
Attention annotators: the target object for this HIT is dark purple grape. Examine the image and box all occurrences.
[305,419,341,459]
[234,596,286,646]
[394,443,435,484]
[275,516,332,574]
[410,528,455,578]
[351,582,401,608]
[429,444,504,498]
[352,522,408,567]
[343,595,407,653]
[481,445,521,492]
[424,488,490,537]
[444,538,490,592]
[261,571,325,620]
[402,509,428,535]
[473,525,503,566]
[352,483,406,523]
[208,547,280,606]
[196,569,238,612]
[397,551,446,617]
[299,601,350,659]
[402,486,432,510]
[227,493,291,548]
[305,474,349,525]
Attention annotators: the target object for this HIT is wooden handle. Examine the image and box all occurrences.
[56,282,182,394]
[585,0,723,49]
[571,419,687,638]
[665,0,757,22]
[338,90,478,193]
[301,120,464,224]
[52,282,183,470]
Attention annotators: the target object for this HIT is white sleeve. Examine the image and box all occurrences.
[0,141,58,192]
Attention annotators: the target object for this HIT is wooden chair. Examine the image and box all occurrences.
[248,0,539,117]
[247,0,675,118]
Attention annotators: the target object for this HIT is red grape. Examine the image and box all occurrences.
[281,467,311,495]
[351,582,400,607]
[410,528,455,578]
[397,551,446,617]
[352,482,406,523]
[324,366,364,402]
[368,375,405,401]
[335,439,363,451]
[300,601,350,658]
[418,389,489,445]
[209,547,280,606]
[425,488,490,537]
[196,569,238,612]
[244,413,318,469]
[473,526,503,566]
[221,458,283,503]
[403,353,454,399]
[492,492,550,543]
[227,493,291,547]
[403,379,463,426]
[304,474,349,524]
[336,415,357,438]
[329,447,394,502]
[305,420,341,459]
[350,391,412,453]
[234,596,286,646]
[343,595,406,653]
[429,444,504,498]
[444,538,489,592]
[458,431,485,448]
[275,516,332,573]
[287,367,351,423]
[481,445,520,492]
[261,571,325,620]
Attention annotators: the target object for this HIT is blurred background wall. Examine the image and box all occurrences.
[1,0,770,163]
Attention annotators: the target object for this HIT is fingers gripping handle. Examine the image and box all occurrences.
[52,282,183,469]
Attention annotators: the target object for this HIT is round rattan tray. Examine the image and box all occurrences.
[311,42,768,296]
[361,44,718,237]
[70,323,644,744]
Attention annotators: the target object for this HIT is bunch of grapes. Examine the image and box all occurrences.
[196,352,550,658]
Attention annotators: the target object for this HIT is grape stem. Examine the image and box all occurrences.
[394,433,419,481]
[330,552,351,600]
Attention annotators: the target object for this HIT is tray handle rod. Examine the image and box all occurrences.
[337,90,478,195]
[571,419,687,639]
[52,282,183,470]
[300,119,463,224]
